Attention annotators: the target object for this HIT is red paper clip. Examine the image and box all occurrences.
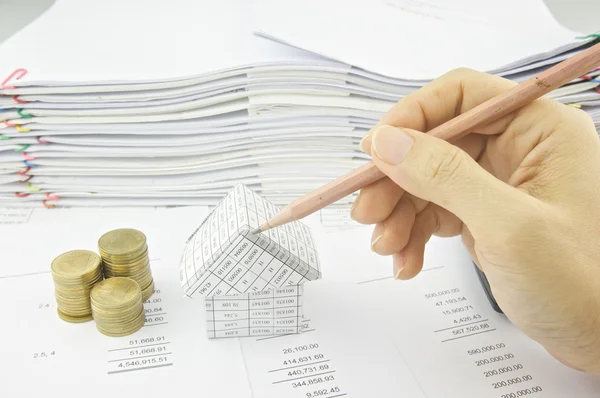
[1,69,28,90]
[3,120,17,127]
[46,192,60,200]
[17,167,30,175]
[13,95,27,104]
[36,136,49,144]
[15,192,29,198]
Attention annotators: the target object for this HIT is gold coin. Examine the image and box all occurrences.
[141,280,155,302]
[96,309,145,337]
[103,261,149,274]
[101,248,148,264]
[104,267,152,284]
[103,262,149,276]
[52,270,102,284]
[90,277,141,309]
[59,307,92,314]
[92,299,142,318]
[99,245,146,259]
[98,229,146,257]
[51,250,101,280]
[57,308,93,323]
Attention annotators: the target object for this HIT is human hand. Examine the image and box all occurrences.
[352,68,600,375]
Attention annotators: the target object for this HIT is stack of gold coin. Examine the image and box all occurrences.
[91,277,145,337]
[51,250,103,323]
[98,228,154,301]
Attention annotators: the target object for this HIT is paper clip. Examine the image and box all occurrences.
[3,120,17,127]
[22,160,36,168]
[46,192,60,200]
[13,96,27,104]
[15,192,29,198]
[1,68,27,90]
[579,74,600,83]
[21,152,35,161]
[22,175,33,183]
[17,109,33,119]
[14,144,30,153]
[36,136,49,144]
[567,103,582,108]
[0,135,10,140]
[16,125,30,133]
[26,182,40,192]
[575,33,600,40]
[17,166,31,175]
[42,200,56,209]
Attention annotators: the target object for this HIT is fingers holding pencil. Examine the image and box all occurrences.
[351,68,514,226]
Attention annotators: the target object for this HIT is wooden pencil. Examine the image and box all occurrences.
[257,41,600,233]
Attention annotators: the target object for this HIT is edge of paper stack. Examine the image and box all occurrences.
[0,0,599,211]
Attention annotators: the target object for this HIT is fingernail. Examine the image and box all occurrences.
[393,254,405,279]
[371,223,384,251]
[371,125,414,165]
[359,136,368,152]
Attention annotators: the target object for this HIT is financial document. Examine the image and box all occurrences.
[2,207,600,397]
[205,286,305,338]
[0,207,254,397]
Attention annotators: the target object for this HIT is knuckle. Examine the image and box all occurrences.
[422,146,466,185]
[444,67,480,80]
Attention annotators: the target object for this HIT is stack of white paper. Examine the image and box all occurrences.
[0,0,597,207]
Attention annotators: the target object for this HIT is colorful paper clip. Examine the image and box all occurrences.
[1,68,28,90]
[17,109,33,119]
[13,96,27,104]
[21,151,35,161]
[14,145,30,153]
[46,192,60,200]
[15,192,29,198]
[26,182,40,192]
[42,200,56,209]
[16,126,30,133]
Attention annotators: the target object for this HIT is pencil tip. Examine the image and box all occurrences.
[251,225,266,235]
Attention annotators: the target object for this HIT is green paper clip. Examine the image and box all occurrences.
[17,109,33,119]
[14,144,30,152]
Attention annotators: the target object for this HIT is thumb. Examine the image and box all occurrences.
[370,125,529,229]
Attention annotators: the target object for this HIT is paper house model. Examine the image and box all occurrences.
[179,184,321,338]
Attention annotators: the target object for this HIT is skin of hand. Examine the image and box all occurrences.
[352,68,600,375]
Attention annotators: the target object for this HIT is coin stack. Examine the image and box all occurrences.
[98,228,154,301]
[51,250,103,323]
[91,277,145,336]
